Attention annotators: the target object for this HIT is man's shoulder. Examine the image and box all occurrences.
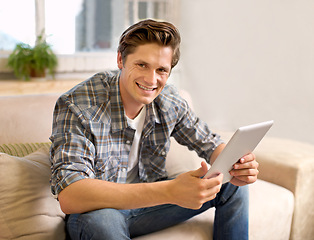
[155,84,188,113]
[60,71,118,107]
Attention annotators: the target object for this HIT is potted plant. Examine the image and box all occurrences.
[7,35,58,80]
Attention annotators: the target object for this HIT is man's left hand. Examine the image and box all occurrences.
[229,153,259,186]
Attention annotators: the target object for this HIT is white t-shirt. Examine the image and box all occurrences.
[125,105,146,183]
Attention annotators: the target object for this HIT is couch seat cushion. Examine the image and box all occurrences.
[134,180,294,240]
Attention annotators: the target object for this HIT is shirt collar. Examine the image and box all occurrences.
[109,73,161,133]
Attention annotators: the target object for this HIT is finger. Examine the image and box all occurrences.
[230,168,259,178]
[212,172,224,182]
[233,160,259,170]
[232,174,258,184]
[230,177,247,186]
[239,153,256,163]
[203,172,223,187]
[201,175,223,200]
[203,174,223,200]
[191,161,209,178]
[230,176,256,186]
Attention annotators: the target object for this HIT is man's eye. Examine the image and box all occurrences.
[138,63,146,68]
[158,68,168,74]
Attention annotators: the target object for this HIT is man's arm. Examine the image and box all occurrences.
[209,143,226,165]
[57,142,258,214]
[58,162,223,214]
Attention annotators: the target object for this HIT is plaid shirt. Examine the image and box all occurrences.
[50,71,222,196]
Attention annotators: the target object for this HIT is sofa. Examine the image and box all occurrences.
[0,93,313,240]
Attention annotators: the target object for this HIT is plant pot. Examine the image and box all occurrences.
[30,68,46,81]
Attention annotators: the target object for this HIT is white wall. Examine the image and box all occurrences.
[178,0,314,145]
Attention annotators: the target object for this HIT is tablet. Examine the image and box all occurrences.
[204,120,274,183]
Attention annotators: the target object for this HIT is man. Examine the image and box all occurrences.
[50,19,259,240]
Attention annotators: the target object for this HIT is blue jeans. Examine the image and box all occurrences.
[66,183,248,240]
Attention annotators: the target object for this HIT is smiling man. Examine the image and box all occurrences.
[50,19,259,240]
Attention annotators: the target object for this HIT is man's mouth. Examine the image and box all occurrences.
[137,83,156,91]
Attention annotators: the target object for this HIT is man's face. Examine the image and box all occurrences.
[118,43,173,118]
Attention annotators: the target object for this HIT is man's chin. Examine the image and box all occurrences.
[139,95,158,105]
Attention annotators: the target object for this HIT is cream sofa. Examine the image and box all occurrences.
[0,93,313,240]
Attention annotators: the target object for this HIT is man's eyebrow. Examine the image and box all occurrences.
[134,60,148,65]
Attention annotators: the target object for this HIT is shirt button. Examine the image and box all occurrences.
[126,140,131,144]
[122,168,127,172]
[161,151,166,156]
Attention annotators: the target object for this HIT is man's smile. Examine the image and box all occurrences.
[136,82,157,91]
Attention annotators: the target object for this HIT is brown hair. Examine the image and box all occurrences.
[118,19,181,69]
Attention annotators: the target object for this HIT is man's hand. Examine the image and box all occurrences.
[229,153,259,186]
[168,161,223,210]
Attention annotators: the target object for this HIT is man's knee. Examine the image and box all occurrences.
[216,183,248,207]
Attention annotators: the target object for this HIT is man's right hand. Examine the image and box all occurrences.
[167,161,223,210]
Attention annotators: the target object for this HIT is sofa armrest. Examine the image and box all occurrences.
[254,137,314,240]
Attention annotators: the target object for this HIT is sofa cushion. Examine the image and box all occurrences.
[134,179,294,240]
[0,147,65,240]
[249,179,294,240]
[0,142,51,157]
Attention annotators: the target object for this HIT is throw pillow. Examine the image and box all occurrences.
[0,147,66,240]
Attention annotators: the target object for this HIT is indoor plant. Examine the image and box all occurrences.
[7,35,58,80]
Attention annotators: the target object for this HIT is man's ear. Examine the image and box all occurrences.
[117,51,123,69]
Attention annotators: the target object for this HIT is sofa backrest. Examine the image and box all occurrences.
[0,94,60,144]
[0,89,194,145]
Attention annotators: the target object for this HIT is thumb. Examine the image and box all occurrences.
[191,161,208,178]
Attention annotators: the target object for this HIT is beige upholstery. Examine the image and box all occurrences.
[0,93,313,239]
[255,138,314,240]
[0,94,58,144]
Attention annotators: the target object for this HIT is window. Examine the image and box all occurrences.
[0,0,179,74]
[46,0,179,54]
[0,0,35,51]
[45,0,84,54]
[127,0,176,24]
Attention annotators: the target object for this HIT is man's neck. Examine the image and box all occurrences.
[124,104,144,120]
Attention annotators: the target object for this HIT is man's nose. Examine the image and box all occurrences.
[145,70,158,85]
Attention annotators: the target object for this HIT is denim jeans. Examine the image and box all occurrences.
[66,183,248,240]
